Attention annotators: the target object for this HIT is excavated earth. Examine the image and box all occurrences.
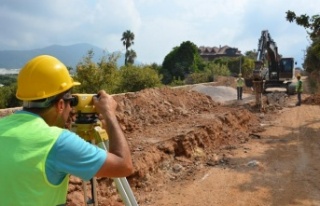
[68,84,265,206]
[1,76,319,206]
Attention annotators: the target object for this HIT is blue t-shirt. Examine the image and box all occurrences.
[46,129,107,185]
[11,110,107,185]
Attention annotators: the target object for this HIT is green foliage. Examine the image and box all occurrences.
[286,11,320,39]
[204,62,230,77]
[210,64,231,77]
[0,87,10,108]
[225,57,242,75]
[71,50,164,94]
[74,50,120,94]
[240,57,255,78]
[161,47,178,84]
[97,53,122,93]
[185,60,235,84]
[286,11,320,73]
[117,65,162,92]
[0,74,17,86]
[126,49,137,65]
[161,41,204,84]
[244,50,257,60]
[213,56,255,78]
[185,72,212,84]
[149,63,162,73]
[304,37,320,73]
[0,75,20,109]
[0,84,20,109]
[308,71,320,94]
[169,77,185,86]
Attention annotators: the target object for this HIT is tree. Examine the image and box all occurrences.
[286,11,320,39]
[126,49,137,65]
[240,57,255,78]
[304,37,320,73]
[244,50,257,60]
[161,41,204,84]
[286,11,320,73]
[121,30,135,65]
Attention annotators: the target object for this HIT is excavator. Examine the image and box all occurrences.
[247,30,296,95]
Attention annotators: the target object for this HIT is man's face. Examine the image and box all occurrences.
[61,100,75,129]
[52,98,73,128]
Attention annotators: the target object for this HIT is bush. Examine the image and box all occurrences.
[117,65,162,92]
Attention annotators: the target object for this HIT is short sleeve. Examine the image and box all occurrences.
[46,130,107,184]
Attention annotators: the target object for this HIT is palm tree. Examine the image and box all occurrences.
[126,49,137,65]
[121,30,135,65]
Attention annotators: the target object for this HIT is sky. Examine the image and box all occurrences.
[0,0,319,68]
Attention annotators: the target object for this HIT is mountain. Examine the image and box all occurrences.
[0,43,125,69]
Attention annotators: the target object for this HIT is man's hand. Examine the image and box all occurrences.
[93,90,117,120]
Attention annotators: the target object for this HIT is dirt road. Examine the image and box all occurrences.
[151,104,320,206]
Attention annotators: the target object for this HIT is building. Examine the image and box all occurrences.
[198,45,242,61]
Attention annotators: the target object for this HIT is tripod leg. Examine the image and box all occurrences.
[94,128,139,206]
[82,181,89,205]
[91,177,98,206]
[82,178,98,206]
[116,177,139,206]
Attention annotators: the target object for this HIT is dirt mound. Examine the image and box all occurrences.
[303,93,320,105]
[0,85,263,206]
[66,86,262,206]
[113,87,219,132]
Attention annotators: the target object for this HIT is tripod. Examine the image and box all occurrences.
[71,116,139,206]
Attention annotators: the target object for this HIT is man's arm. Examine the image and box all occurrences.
[93,90,133,178]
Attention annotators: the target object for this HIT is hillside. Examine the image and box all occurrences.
[0,43,125,69]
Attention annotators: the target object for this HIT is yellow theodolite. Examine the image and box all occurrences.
[70,94,138,206]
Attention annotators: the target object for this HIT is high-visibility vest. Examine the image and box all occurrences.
[0,112,69,206]
[296,80,303,93]
[236,77,244,87]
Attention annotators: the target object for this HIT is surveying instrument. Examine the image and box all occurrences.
[70,94,139,206]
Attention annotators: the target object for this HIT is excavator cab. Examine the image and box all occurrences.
[279,57,295,81]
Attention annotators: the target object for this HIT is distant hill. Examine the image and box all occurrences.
[0,43,125,69]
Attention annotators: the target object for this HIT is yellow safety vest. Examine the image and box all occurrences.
[236,77,244,87]
[0,112,69,206]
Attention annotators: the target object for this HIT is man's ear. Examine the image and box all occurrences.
[55,99,65,113]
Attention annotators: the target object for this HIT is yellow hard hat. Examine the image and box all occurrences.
[16,55,80,101]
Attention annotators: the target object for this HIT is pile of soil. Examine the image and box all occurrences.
[66,86,262,206]
[66,86,320,206]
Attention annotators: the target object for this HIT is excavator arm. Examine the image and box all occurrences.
[253,30,280,81]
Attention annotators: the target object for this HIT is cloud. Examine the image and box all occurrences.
[0,0,319,67]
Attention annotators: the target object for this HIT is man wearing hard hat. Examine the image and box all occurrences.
[0,55,133,205]
[236,73,245,100]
